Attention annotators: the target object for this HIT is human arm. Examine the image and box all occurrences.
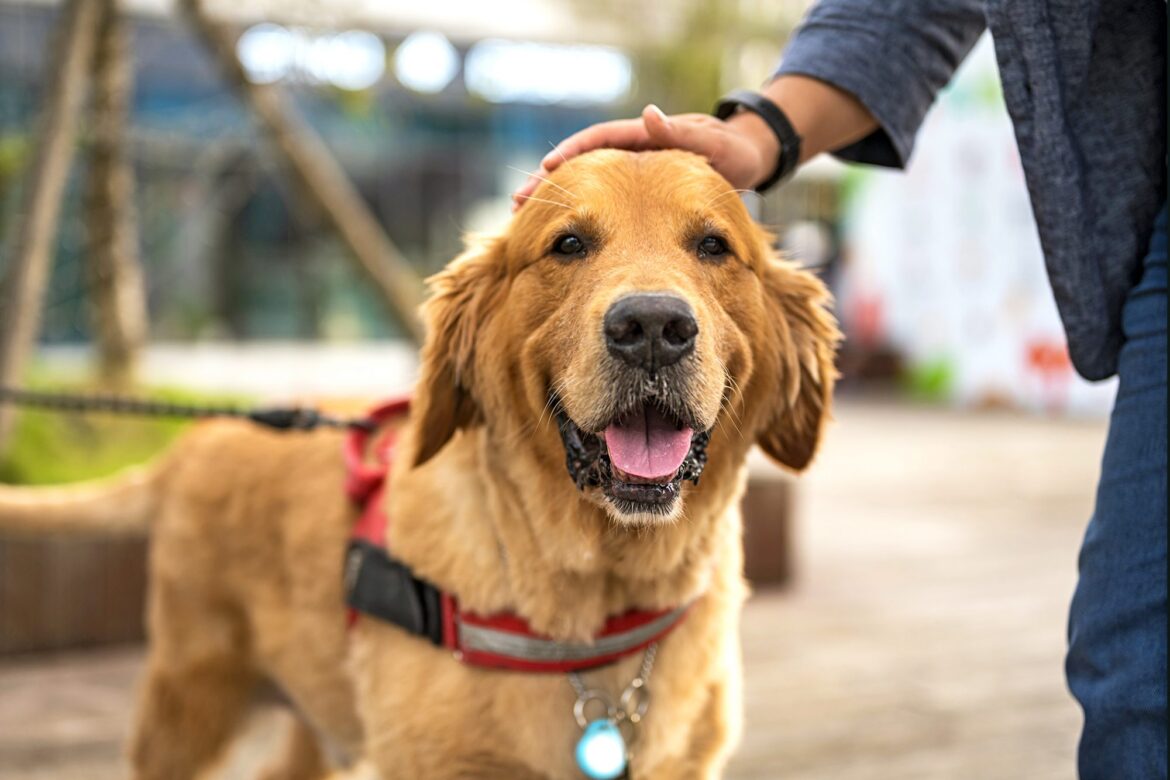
[513,0,986,207]
[531,76,878,193]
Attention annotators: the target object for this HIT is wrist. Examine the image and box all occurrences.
[760,75,880,164]
[725,110,782,189]
[714,90,802,192]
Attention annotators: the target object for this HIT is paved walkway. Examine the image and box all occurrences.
[0,399,1107,779]
[728,400,1104,779]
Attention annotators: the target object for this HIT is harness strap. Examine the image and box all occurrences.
[345,539,445,645]
[455,603,687,673]
[341,398,689,673]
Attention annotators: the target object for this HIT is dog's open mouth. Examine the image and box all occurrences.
[554,398,710,516]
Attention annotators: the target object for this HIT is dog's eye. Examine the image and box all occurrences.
[698,235,728,258]
[553,234,586,257]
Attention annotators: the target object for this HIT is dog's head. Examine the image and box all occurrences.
[411,150,839,525]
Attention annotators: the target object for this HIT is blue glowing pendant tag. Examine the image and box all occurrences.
[575,719,628,779]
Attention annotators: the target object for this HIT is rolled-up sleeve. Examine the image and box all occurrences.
[774,0,987,168]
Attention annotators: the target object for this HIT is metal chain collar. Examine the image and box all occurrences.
[568,641,658,731]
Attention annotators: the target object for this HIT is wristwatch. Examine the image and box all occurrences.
[713,89,803,193]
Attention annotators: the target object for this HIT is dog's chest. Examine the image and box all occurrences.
[349,612,719,778]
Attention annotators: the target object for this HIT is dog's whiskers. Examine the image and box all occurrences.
[507,165,578,200]
[713,356,746,439]
[547,140,570,164]
[518,194,573,210]
[700,188,755,211]
[535,390,565,435]
[531,378,579,439]
[723,402,745,439]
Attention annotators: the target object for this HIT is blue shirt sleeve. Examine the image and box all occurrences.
[774,0,987,168]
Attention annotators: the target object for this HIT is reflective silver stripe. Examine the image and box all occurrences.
[457,606,687,663]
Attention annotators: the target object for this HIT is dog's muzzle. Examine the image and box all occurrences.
[555,406,710,515]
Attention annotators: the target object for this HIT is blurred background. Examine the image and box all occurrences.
[0,0,1113,777]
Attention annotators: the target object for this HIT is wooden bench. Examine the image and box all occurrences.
[0,455,796,654]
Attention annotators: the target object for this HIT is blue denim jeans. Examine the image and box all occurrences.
[1067,203,1168,779]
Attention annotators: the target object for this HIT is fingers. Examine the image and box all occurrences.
[513,104,724,210]
[540,115,656,171]
[513,116,655,210]
[640,103,675,141]
[643,107,725,163]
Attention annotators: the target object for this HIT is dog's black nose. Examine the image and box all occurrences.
[604,294,697,372]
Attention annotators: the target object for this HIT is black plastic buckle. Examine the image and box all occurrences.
[344,539,445,646]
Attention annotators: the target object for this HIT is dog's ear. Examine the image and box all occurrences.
[755,256,841,472]
[411,236,507,467]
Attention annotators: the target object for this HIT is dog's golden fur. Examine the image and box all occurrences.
[0,150,839,779]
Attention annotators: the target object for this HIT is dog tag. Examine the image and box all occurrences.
[575,719,627,779]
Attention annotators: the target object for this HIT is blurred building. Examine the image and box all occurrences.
[0,0,814,344]
[831,36,1117,417]
[0,4,612,342]
[1,1,1107,416]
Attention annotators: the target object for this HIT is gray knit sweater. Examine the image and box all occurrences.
[776,0,1166,380]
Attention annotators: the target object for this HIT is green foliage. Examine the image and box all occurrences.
[333,84,379,118]
[0,133,29,177]
[569,0,796,113]
[837,166,871,216]
[0,133,30,207]
[901,357,956,402]
[0,378,251,486]
[633,5,728,113]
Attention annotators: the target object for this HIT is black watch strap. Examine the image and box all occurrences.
[714,89,803,193]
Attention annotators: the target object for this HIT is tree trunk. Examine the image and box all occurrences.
[0,0,102,451]
[179,0,425,342]
[85,0,148,387]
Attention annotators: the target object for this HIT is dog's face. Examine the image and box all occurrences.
[411,150,838,525]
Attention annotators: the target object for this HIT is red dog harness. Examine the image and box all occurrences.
[342,399,687,673]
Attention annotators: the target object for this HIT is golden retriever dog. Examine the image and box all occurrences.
[0,149,838,779]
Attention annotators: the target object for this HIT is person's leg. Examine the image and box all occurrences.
[1067,203,1168,779]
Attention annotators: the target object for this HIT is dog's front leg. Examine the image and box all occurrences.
[635,678,739,780]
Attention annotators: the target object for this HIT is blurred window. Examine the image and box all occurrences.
[464,39,630,105]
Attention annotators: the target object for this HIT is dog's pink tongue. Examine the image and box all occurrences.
[604,406,694,481]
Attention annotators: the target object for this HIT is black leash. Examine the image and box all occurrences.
[0,385,374,432]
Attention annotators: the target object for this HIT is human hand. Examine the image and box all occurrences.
[512,103,780,210]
